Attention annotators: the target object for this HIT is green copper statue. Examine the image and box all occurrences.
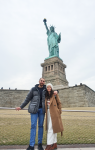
[43,19,61,58]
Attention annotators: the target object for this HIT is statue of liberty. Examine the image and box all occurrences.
[43,19,61,57]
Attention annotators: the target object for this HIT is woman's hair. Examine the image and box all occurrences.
[45,89,54,99]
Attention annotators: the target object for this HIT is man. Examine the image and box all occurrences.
[16,78,57,150]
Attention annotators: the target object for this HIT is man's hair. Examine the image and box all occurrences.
[39,77,45,81]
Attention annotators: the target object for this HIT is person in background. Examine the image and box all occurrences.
[16,78,58,150]
[45,83,64,150]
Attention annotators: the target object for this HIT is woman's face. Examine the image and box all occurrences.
[47,85,52,92]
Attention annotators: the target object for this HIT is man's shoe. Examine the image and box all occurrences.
[26,145,34,150]
[38,143,44,150]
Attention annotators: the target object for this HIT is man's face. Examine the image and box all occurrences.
[39,78,45,86]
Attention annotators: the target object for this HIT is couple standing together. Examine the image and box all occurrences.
[16,78,64,150]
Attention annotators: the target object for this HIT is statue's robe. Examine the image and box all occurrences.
[47,30,60,57]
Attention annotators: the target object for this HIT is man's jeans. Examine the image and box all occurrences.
[30,108,45,147]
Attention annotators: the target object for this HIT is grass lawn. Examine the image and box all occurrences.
[0,107,95,145]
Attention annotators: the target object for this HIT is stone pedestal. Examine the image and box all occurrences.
[41,57,69,89]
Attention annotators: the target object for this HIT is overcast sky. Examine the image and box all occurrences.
[0,0,95,90]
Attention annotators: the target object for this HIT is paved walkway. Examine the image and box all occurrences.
[0,148,95,150]
[0,145,95,150]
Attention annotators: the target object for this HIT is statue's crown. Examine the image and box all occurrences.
[50,25,55,29]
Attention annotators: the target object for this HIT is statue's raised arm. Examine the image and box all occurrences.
[43,19,49,32]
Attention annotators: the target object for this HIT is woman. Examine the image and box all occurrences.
[45,83,64,150]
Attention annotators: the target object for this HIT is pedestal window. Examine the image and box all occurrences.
[51,65,53,70]
[48,66,50,71]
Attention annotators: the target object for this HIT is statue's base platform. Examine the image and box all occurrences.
[45,55,63,61]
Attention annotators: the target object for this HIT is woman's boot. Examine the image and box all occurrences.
[45,145,52,150]
[50,143,57,150]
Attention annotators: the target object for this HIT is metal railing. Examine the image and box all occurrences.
[0,107,95,145]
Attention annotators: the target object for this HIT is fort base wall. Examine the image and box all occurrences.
[0,84,95,108]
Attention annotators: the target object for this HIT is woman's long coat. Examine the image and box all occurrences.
[45,94,64,134]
